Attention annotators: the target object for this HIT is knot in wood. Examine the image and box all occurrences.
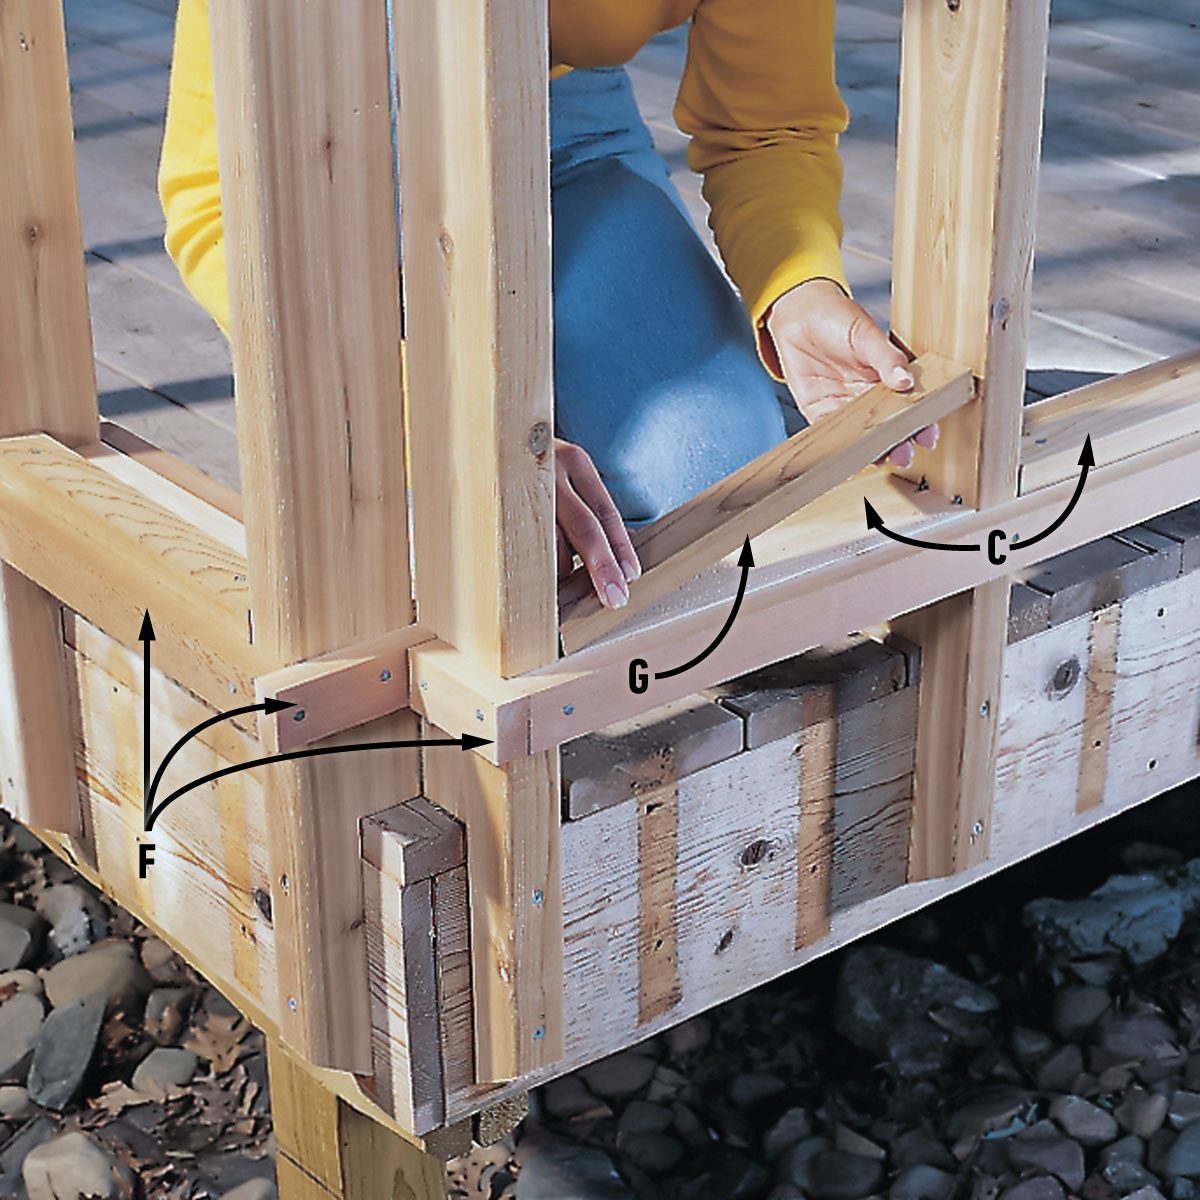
[252,888,273,924]
[1047,655,1081,698]
[528,421,551,460]
[438,228,454,257]
[739,838,777,869]
[24,224,40,246]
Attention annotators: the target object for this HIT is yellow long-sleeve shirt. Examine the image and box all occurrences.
[159,0,851,363]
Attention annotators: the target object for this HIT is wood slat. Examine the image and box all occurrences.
[559,355,974,652]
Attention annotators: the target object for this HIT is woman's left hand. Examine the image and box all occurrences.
[765,277,938,468]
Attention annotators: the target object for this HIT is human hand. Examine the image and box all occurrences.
[554,438,641,609]
[765,278,938,468]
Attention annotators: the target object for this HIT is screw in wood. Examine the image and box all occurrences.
[380,669,392,683]
[532,889,544,907]
[287,996,298,1012]
[972,820,984,837]
[533,1026,545,1041]
[979,701,990,717]
[293,709,306,722]
[563,704,575,716]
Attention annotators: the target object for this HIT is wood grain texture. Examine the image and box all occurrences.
[796,687,837,949]
[0,435,262,709]
[423,744,564,1081]
[560,355,974,651]
[395,0,556,679]
[1076,603,1120,814]
[638,787,682,1025]
[1020,350,1200,492]
[208,0,416,1071]
[0,0,99,840]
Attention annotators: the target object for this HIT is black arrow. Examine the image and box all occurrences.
[143,697,298,829]
[654,538,754,681]
[864,500,981,552]
[1011,435,1093,551]
[144,733,492,832]
[139,612,155,823]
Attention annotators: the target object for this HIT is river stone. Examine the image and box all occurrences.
[1170,1093,1200,1131]
[132,1045,197,1095]
[579,1049,657,1101]
[516,1135,632,1199]
[665,1017,711,1059]
[1096,1015,1185,1083]
[144,986,193,1045]
[24,1131,135,1200]
[890,1164,956,1200]
[1053,985,1111,1042]
[0,969,43,996]
[221,1183,277,1200]
[1119,1089,1171,1138]
[807,1149,886,1200]
[1038,1044,1085,1093]
[946,1088,1032,1142]
[0,903,46,972]
[1122,1188,1167,1200]
[1166,1125,1200,1179]
[834,945,999,1078]
[701,1148,771,1200]
[37,884,108,959]
[1102,1157,1163,1194]
[1101,1136,1148,1166]
[1050,1095,1119,1147]
[618,1100,673,1137]
[777,1136,834,1190]
[0,992,45,1082]
[27,995,104,1109]
[730,1071,787,1109]
[1011,1027,1055,1061]
[1024,870,1200,967]
[43,941,152,1014]
[0,1117,55,1197]
[997,1179,1065,1200]
[543,1074,602,1120]
[0,1085,32,1119]
[763,1108,814,1159]
[620,1133,683,1174]
[1007,1129,1086,1192]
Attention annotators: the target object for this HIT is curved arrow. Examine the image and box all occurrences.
[864,500,981,552]
[145,696,297,825]
[1011,435,1093,551]
[145,733,492,832]
[654,538,754,681]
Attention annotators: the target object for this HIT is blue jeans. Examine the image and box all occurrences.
[550,67,787,523]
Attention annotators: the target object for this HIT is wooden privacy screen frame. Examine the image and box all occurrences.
[558,352,975,652]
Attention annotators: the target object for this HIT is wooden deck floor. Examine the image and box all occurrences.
[66,0,1200,489]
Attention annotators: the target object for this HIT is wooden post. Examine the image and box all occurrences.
[395,0,564,1080]
[208,0,418,1071]
[0,0,100,840]
[891,0,1051,877]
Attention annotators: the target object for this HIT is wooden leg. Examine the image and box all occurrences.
[268,1041,451,1200]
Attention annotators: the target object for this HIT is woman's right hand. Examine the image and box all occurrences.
[555,438,641,609]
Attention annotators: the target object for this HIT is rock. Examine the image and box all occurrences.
[665,1017,711,1059]
[834,946,999,1078]
[27,995,104,1109]
[1123,1188,1167,1200]
[808,1149,886,1200]
[515,1135,631,1198]
[0,903,46,972]
[1024,871,1200,967]
[543,1074,602,1120]
[1166,1125,1200,1179]
[132,1045,197,1096]
[579,1049,657,1101]
[23,1131,136,1200]
[1120,1090,1171,1138]
[618,1100,673,1137]
[0,969,43,997]
[1095,1016,1185,1083]
[835,1125,886,1161]
[221,1183,277,1200]
[140,937,178,976]
[0,1116,55,1196]
[1012,1027,1055,1061]
[36,884,108,958]
[763,1107,813,1160]
[946,1088,1032,1142]
[701,1148,771,1200]
[1050,1095,1119,1147]
[619,1133,683,1174]
[890,1164,956,1200]
[1038,1045,1085,1093]
[1007,1129,1086,1192]
[1054,985,1111,1042]
[1101,1157,1163,1194]
[0,991,45,1082]
[143,986,193,1045]
[776,1136,834,1190]
[1101,1136,1148,1166]
[730,1071,787,1109]
[766,1188,807,1200]
[645,1063,687,1104]
[0,1085,31,1119]
[43,940,153,1015]
[891,1127,957,1172]
[1170,1093,1200,1131]
[671,1101,712,1150]
[998,1180,1065,1200]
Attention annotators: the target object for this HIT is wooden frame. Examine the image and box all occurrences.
[2,0,1199,1196]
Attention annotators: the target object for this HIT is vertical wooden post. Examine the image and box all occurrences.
[395,0,564,1080]
[208,0,418,1070]
[0,0,100,839]
[890,0,1051,877]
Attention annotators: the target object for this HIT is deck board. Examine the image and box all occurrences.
[59,0,1200,487]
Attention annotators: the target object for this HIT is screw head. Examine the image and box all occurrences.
[979,701,990,717]
[475,709,485,722]
[293,709,307,722]
[380,669,392,683]
[972,820,984,837]
[563,704,575,716]
[533,1026,545,1041]
[532,889,544,907]
[287,996,298,1012]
